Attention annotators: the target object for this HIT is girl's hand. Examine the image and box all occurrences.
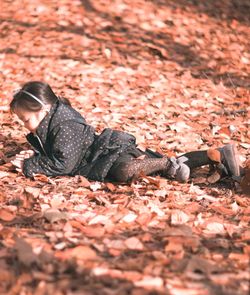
[11,150,35,173]
[18,150,35,158]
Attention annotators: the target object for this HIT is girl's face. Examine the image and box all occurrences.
[15,107,48,133]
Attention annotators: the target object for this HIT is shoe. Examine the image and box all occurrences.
[211,144,241,177]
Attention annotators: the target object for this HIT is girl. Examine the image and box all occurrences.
[10,81,241,183]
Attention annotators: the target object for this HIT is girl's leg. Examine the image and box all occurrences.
[108,144,241,183]
[108,156,190,183]
[178,144,241,177]
[178,151,212,169]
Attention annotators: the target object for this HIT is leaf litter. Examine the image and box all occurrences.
[0,0,250,294]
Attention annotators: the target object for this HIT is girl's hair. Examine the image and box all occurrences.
[10,81,71,112]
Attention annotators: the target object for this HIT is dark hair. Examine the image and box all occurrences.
[10,81,71,112]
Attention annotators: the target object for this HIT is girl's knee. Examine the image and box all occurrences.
[110,162,134,182]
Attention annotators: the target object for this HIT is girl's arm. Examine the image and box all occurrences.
[22,122,95,178]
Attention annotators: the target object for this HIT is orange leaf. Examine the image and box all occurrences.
[0,208,15,221]
[165,239,183,253]
[70,245,97,260]
[124,237,144,250]
[106,182,116,192]
[82,225,105,238]
[33,174,49,182]
[56,245,97,261]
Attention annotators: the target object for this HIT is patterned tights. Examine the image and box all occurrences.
[108,156,169,182]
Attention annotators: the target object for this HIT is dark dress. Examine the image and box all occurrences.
[23,101,160,181]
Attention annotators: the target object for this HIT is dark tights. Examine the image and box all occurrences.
[108,156,169,182]
[178,151,212,168]
[108,150,212,183]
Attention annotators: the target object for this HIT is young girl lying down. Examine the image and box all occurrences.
[10,81,241,183]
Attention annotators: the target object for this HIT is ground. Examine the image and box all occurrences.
[0,1,249,294]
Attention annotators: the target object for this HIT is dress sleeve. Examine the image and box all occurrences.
[23,122,95,178]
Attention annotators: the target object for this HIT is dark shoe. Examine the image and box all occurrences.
[212,144,241,177]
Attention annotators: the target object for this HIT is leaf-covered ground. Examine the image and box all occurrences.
[0,1,250,294]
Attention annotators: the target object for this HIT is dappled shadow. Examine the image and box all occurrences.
[3,220,246,294]
[3,249,167,294]
[0,0,249,90]
[149,0,250,25]
[80,0,97,12]
[0,132,30,165]
[77,0,250,89]
[192,71,250,90]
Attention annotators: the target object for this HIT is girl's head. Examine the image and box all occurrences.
[10,81,70,133]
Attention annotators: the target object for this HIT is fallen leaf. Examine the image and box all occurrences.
[88,214,109,225]
[134,276,164,289]
[186,256,217,276]
[82,225,105,238]
[43,208,68,223]
[70,245,97,260]
[204,222,225,234]
[207,170,221,183]
[24,186,41,198]
[0,208,16,221]
[122,212,137,223]
[165,239,184,253]
[55,245,97,261]
[76,175,91,187]
[0,171,9,179]
[171,210,190,225]
[90,182,102,191]
[124,237,144,250]
[33,174,49,182]
[14,237,38,266]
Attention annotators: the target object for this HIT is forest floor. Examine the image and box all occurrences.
[0,1,250,294]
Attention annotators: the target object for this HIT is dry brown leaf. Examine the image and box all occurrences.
[106,182,116,192]
[207,170,221,183]
[76,175,91,187]
[0,171,9,179]
[70,245,97,260]
[82,225,105,238]
[204,222,225,235]
[55,245,97,261]
[134,276,164,289]
[43,208,68,223]
[185,256,217,276]
[124,237,144,250]
[14,237,39,266]
[24,186,41,198]
[165,239,184,253]
[0,208,16,221]
[136,212,155,226]
[209,204,237,216]
[33,174,49,182]
[171,210,190,225]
